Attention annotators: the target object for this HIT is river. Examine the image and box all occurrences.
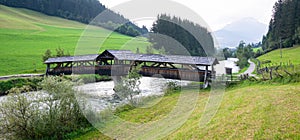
[0,77,191,112]
[215,58,240,75]
[77,77,191,112]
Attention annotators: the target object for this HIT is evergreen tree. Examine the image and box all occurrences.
[42,49,52,62]
[263,0,300,51]
[149,14,215,56]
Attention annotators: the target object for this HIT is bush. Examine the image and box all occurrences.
[114,67,141,105]
[237,57,249,69]
[164,81,180,96]
[78,74,111,84]
[0,77,43,96]
[115,104,135,115]
[0,76,91,140]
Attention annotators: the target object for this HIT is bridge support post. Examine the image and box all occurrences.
[46,64,50,76]
[203,66,209,89]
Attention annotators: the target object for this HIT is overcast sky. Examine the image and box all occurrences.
[100,0,277,31]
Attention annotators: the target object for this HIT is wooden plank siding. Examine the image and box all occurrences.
[140,66,208,81]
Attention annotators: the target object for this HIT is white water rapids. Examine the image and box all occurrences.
[0,77,191,112]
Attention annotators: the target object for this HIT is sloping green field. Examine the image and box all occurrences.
[74,83,300,139]
[0,5,150,76]
[258,45,300,66]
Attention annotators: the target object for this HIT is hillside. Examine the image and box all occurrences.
[0,5,150,76]
[0,0,147,36]
[74,83,300,139]
[258,45,300,66]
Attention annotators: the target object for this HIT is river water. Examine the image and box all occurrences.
[0,77,191,112]
[215,58,240,75]
[76,77,191,112]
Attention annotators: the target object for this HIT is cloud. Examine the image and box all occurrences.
[100,0,277,31]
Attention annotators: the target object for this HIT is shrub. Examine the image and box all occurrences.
[0,77,43,96]
[237,57,249,69]
[115,104,135,115]
[0,76,91,139]
[78,74,111,84]
[164,81,180,96]
[114,67,141,105]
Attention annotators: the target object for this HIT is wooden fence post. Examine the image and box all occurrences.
[270,69,273,80]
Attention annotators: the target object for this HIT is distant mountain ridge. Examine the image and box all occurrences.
[214,18,268,48]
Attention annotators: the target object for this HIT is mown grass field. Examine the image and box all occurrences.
[258,45,300,66]
[0,5,150,76]
[73,82,300,139]
[253,47,263,53]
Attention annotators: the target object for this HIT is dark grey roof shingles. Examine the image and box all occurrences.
[45,50,218,66]
[106,50,217,65]
[133,54,217,66]
[44,54,99,64]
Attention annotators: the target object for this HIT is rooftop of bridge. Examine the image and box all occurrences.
[45,50,219,66]
[44,54,99,64]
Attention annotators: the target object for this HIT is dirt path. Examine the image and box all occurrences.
[242,59,256,77]
[0,74,44,81]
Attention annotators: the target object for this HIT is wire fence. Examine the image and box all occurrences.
[256,59,300,80]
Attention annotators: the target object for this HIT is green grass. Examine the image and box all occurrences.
[238,66,248,74]
[73,82,300,139]
[0,5,150,76]
[116,93,180,123]
[170,83,300,139]
[253,47,262,53]
[258,45,300,67]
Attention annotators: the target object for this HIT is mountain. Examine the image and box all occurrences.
[214,18,268,48]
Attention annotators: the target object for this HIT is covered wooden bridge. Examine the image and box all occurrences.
[44,50,219,83]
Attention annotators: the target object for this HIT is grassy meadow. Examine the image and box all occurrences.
[0,5,150,76]
[253,47,263,53]
[73,82,300,139]
[258,45,300,66]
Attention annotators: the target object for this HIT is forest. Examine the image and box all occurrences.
[0,0,148,36]
[262,0,300,51]
[149,14,215,56]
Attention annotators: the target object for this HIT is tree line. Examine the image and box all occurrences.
[222,41,256,69]
[262,0,300,51]
[235,41,255,69]
[149,14,215,56]
[0,0,148,36]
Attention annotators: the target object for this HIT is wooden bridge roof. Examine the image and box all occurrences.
[98,50,136,60]
[45,50,218,66]
[101,50,218,66]
[44,54,99,64]
[133,54,218,66]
